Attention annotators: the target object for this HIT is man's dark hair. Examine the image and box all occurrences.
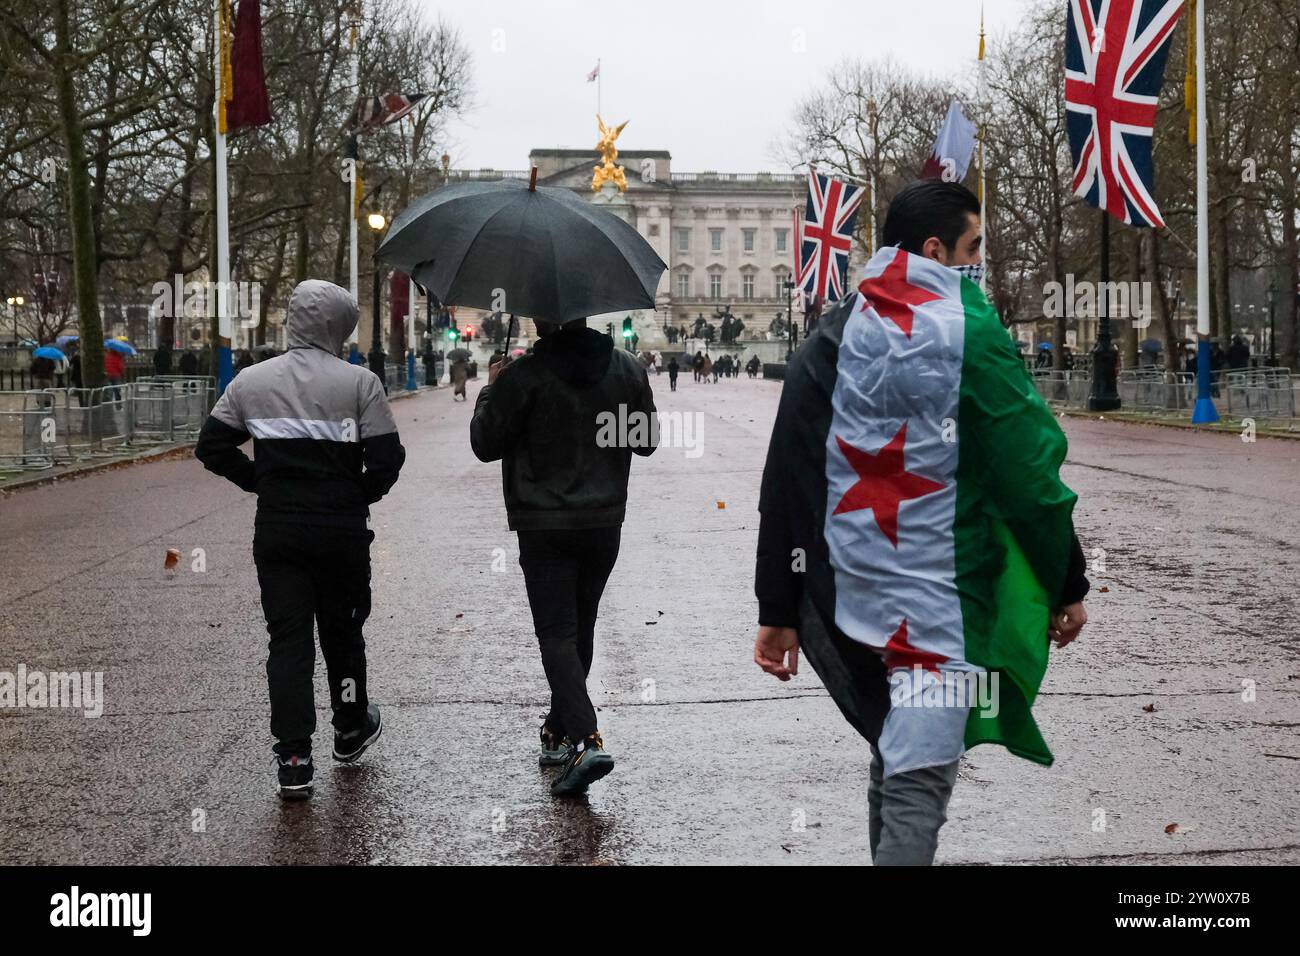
[881,180,981,255]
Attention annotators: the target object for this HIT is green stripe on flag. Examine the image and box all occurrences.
[954,278,1077,766]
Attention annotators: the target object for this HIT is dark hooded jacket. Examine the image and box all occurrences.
[470,326,657,530]
[195,279,405,529]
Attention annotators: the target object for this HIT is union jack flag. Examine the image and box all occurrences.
[797,170,865,302]
[350,91,428,132]
[1065,0,1185,228]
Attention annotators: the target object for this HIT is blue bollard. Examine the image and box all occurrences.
[406,350,417,391]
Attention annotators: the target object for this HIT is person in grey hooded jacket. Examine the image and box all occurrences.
[195,279,405,800]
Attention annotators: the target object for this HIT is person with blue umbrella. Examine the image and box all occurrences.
[31,345,63,390]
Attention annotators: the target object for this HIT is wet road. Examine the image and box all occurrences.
[1,373,1298,865]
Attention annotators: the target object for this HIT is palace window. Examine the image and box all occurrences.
[710,228,723,252]
[743,228,756,252]
[676,272,691,298]
[774,229,788,253]
[742,274,755,300]
[709,273,723,298]
[675,228,691,253]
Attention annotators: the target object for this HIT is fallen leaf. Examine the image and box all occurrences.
[455,613,464,619]
[164,548,180,570]
[1142,702,1157,712]
[1164,823,1179,834]
[716,501,726,509]
[1098,586,1110,593]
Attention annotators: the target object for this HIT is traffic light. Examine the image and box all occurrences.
[606,322,614,338]
[621,316,633,340]
[446,318,459,341]
[464,325,474,343]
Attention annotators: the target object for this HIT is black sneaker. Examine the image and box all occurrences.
[333,704,383,763]
[550,732,614,796]
[276,754,314,800]
[539,725,573,767]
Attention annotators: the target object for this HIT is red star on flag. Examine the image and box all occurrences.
[858,251,942,338]
[832,422,945,547]
[882,619,949,673]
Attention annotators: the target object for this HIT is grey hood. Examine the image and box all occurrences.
[286,280,359,354]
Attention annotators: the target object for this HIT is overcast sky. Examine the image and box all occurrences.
[431,0,1034,173]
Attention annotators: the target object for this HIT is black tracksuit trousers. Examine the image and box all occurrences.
[517,526,622,744]
[253,523,373,757]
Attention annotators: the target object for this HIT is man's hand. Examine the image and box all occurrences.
[1049,601,1087,649]
[754,626,799,681]
[487,355,513,385]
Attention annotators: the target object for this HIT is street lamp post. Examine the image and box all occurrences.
[367,212,387,387]
[1267,279,1277,367]
[1088,212,1121,411]
[7,295,24,346]
[782,279,798,360]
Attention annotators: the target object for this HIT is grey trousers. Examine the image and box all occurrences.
[868,745,961,865]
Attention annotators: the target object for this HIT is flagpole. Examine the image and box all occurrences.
[1190,0,1218,422]
[348,5,360,334]
[977,5,987,293]
[213,0,233,394]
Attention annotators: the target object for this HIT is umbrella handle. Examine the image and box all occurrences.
[500,313,517,364]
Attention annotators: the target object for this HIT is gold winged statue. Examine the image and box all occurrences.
[592,114,629,192]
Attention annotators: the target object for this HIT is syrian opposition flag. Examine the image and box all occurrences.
[919,100,977,183]
[756,247,1082,774]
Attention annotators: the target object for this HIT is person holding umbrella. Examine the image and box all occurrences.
[378,168,666,796]
[470,317,658,796]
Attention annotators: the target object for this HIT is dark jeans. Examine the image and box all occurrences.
[517,526,622,743]
[253,524,374,757]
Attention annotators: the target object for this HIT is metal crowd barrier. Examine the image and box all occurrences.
[1032,366,1296,423]
[1221,368,1295,420]
[0,378,215,473]
[0,390,56,471]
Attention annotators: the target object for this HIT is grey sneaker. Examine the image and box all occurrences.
[333,704,383,763]
[551,733,614,796]
[539,725,574,767]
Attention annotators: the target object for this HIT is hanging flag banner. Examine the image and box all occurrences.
[1064,0,1185,227]
[920,100,978,183]
[796,170,865,302]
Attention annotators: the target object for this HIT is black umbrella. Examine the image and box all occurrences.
[376,170,665,325]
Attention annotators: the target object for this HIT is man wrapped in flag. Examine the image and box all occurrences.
[753,181,1090,864]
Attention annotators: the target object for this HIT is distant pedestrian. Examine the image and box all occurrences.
[1227,335,1250,371]
[104,346,127,401]
[667,356,679,391]
[153,342,173,377]
[234,350,255,375]
[347,343,365,366]
[195,280,405,800]
[31,353,55,390]
[179,349,198,376]
[470,316,658,797]
[450,356,469,400]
